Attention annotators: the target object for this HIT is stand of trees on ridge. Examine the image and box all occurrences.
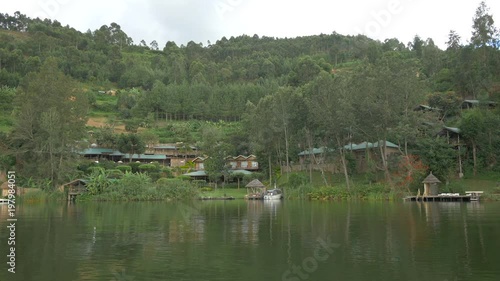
[0,2,499,191]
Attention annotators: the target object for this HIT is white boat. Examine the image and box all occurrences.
[465,191,484,201]
[263,188,283,200]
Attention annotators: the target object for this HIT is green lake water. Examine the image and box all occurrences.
[1,200,499,281]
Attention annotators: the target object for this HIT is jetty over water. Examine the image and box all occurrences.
[405,172,481,202]
[404,194,472,202]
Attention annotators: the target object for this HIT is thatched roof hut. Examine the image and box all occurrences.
[422,172,441,196]
[422,172,441,183]
[58,179,88,192]
[245,179,266,196]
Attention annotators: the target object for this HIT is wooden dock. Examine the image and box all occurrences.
[199,197,235,200]
[245,194,264,200]
[404,195,472,202]
[67,187,86,201]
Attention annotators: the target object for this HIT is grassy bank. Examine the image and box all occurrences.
[199,187,248,199]
[17,189,66,203]
[8,171,499,202]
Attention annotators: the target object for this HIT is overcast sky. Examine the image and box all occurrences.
[2,0,499,49]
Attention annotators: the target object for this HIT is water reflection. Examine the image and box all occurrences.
[1,201,499,281]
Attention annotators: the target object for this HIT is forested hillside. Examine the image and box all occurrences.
[0,2,499,189]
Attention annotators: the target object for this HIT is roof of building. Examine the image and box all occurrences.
[153,145,177,150]
[246,179,265,188]
[414,104,441,111]
[298,147,333,156]
[298,141,399,156]
[183,170,208,177]
[230,169,253,175]
[226,155,257,160]
[61,179,88,186]
[351,141,399,150]
[123,154,167,160]
[443,126,460,134]
[463,99,497,105]
[422,172,441,184]
[79,148,116,155]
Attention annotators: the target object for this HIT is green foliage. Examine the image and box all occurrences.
[1,5,499,189]
[460,108,500,174]
[138,163,158,173]
[106,169,123,179]
[192,180,207,187]
[116,133,145,159]
[108,172,152,198]
[155,178,199,200]
[10,58,88,187]
[0,86,15,113]
[307,183,392,200]
[116,165,132,173]
[127,162,142,173]
[427,91,462,120]
[414,137,457,180]
[86,167,111,195]
[440,181,466,194]
[287,173,308,188]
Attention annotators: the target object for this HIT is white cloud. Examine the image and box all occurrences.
[1,0,499,49]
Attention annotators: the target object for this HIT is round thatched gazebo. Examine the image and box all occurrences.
[245,179,266,197]
[422,172,441,196]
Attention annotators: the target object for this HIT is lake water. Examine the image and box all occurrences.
[1,200,499,281]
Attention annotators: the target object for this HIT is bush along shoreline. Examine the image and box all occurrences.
[9,169,500,202]
[76,172,200,201]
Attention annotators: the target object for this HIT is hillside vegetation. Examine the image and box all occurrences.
[0,2,499,193]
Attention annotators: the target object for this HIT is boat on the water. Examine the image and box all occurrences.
[263,188,283,200]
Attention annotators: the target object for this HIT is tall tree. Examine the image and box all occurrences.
[11,58,88,187]
[117,133,145,162]
[471,1,498,48]
[305,72,356,189]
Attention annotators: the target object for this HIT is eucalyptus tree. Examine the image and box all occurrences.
[471,1,498,48]
[351,54,426,188]
[459,1,499,98]
[11,58,88,187]
[244,98,279,182]
[199,124,233,187]
[304,71,356,189]
[460,108,500,175]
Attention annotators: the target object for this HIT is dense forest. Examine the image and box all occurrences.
[0,2,499,190]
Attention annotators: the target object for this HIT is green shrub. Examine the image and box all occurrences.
[161,167,174,178]
[116,165,132,173]
[127,162,141,173]
[139,163,158,173]
[149,172,162,182]
[108,172,152,198]
[155,178,199,200]
[288,173,308,188]
[177,175,191,181]
[106,169,123,179]
[192,180,207,187]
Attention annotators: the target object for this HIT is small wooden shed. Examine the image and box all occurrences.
[422,172,441,196]
[59,179,88,193]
